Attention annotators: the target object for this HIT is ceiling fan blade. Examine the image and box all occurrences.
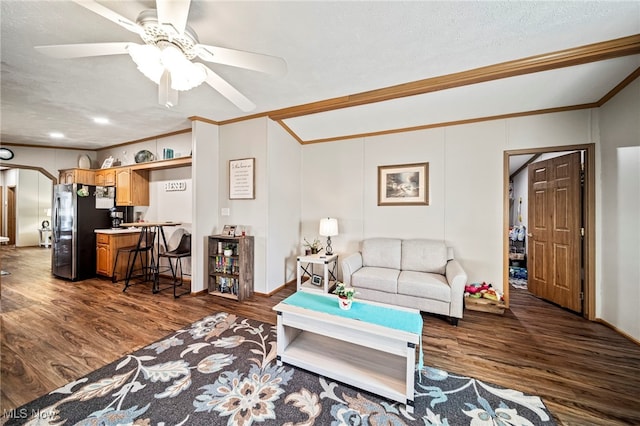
[197,44,287,77]
[156,0,191,35]
[35,42,131,59]
[71,0,142,35]
[203,65,256,112]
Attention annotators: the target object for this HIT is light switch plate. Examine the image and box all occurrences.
[221,208,230,216]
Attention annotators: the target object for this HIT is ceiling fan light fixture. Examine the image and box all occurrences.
[170,62,207,91]
[160,45,206,91]
[127,43,163,84]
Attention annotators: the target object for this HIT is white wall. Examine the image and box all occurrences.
[17,170,40,246]
[1,146,97,179]
[444,121,506,284]
[266,120,302,291]
[218,118,268,293]
[97,132,192,167]
[301,110,595,290]
[599,77,640,341]
[148,167,193,274]
[1,169,52,246]
[192,120,220,293]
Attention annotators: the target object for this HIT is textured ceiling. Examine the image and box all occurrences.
[1,1,639,150]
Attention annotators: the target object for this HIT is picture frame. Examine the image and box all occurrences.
[378,162,429,206]
[100,156,114,169]
[311,274,323,286]
[229,158,255,200]
[222,225,237,236]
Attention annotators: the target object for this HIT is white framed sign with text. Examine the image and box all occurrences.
[229,158,255,199]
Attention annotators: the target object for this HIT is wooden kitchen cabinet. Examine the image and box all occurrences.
[96,231,142,281]
[58,168,95,185]
[115,168,149,206]
[95,169,116,186]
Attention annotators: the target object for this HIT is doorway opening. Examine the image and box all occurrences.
[0,164,56,247]
[503,143,595,320]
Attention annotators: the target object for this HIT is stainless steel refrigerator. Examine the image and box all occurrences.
[52,184,112,280]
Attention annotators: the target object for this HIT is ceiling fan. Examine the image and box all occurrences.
[35,0,287,111]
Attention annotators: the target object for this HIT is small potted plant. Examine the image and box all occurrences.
[333,281,356,310]
[223,244,234,257]
[303,237,323,255]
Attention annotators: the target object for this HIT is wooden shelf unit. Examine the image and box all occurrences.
[207,235,254,301]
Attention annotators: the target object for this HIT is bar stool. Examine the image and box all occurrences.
[119,231,156,291]
[158,233,191,298]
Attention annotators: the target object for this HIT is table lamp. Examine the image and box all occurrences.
[319,217,338,255]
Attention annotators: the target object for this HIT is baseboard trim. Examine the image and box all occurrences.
[179,279,296,298]
[595,318,640,346]
[260,279,297,297]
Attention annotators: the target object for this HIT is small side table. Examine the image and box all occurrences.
[296,252,338,293]
[39,228,52,248]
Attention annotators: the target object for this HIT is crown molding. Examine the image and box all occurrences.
[269,34,640,122]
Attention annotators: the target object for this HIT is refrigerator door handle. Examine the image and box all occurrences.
[54,196,61,242]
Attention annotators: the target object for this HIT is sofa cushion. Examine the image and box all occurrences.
[401,239,448,274]
[398,270,451,303]
[352,266,399,294]
[362,238,401,270]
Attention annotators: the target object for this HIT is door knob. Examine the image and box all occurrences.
[527,233,533,237]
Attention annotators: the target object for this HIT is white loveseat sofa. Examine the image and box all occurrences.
[341,238,467,325]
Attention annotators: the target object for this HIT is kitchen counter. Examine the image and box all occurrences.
[95,228,143,281]
[95,228,141,234]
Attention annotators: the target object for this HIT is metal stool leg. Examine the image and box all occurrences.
[173,257,190,298]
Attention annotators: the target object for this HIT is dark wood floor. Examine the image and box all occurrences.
[2,246,639,425]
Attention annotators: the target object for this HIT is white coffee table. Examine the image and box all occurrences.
[273,292,422,413]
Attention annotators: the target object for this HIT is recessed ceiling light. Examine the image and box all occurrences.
[49,132,64,139]
[93,117,109,125]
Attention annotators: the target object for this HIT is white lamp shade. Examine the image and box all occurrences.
[128,43,206,92]
[128,44,164,84]
[319,217,339,237]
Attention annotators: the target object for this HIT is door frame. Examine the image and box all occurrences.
[7,186,16,245]
[503,143,596,320]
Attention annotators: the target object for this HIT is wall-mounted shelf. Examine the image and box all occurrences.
[128,156,191,171]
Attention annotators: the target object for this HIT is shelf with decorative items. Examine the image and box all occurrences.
[207,235,254,301]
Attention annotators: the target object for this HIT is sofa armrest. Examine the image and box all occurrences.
[446,259,468,319]
[341,252,363,286]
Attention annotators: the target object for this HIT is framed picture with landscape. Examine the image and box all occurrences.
[378,162,429,206]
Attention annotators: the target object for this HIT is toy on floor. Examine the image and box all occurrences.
[464,282,504,301]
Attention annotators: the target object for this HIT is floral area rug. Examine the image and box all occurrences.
[2,312,556,425]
